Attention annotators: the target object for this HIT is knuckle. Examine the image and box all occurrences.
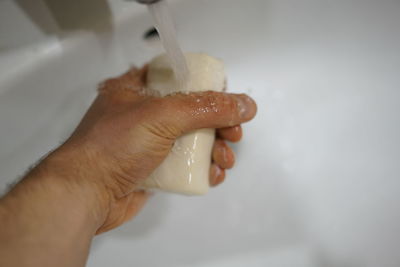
[218,93,238,115]
[193,92,233,115]
[228,96,239,114]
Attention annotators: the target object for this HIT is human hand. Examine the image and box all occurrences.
[0,65,256,267]
[35,66,257,234]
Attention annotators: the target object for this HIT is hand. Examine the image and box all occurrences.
[2,66,257,233]
[50,66,256,234]
[0,65,256,267]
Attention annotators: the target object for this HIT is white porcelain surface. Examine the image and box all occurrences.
[1,1,400,266]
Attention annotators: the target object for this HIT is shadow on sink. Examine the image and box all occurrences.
[15,0,113,34]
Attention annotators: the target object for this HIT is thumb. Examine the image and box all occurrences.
[146,91,257,135]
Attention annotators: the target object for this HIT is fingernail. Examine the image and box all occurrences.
[236,94,255,119]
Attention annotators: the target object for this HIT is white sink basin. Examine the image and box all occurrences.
[1,0,400,266]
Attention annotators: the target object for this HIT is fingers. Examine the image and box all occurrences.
[209,164,225,187]
[212,139,235,169]
[146,91,256,136]
[210,139,235,187]
[217,125,242,143]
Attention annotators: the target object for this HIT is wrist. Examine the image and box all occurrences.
[0,147,111,236]
[0,164,98,266]
[38,147,112,231]
[0,147,114,266]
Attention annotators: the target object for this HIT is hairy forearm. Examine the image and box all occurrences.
[0,153,106,267]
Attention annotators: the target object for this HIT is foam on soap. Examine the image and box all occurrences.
[143,53,225,195]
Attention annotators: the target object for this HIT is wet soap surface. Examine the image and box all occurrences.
[143,53,225,195]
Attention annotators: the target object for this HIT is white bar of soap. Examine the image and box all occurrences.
[142,53,225,195]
